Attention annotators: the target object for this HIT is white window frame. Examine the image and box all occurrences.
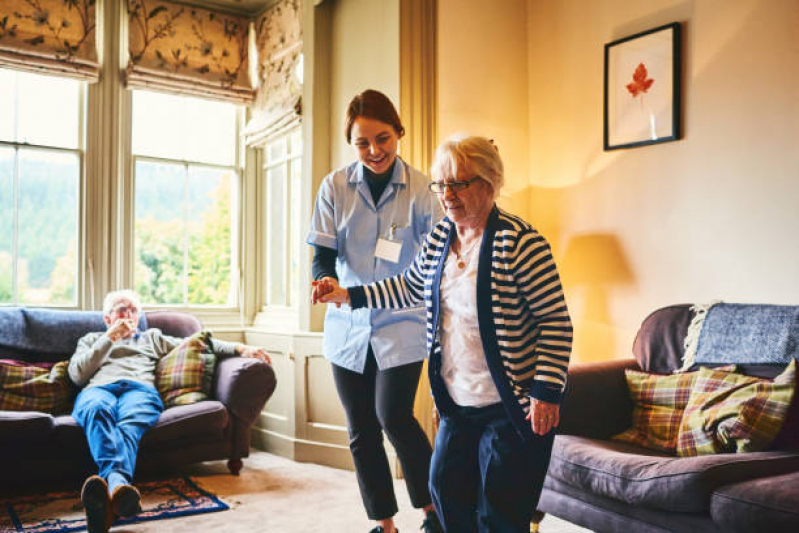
[256,126,303,329]
[0,70,85,308]
[127,91,244,316]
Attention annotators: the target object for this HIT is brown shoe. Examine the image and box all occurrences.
[81,475,112,533]
[111,484,142,518]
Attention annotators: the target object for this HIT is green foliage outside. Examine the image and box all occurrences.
[135,174,232,305]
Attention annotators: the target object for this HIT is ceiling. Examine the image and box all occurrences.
[182,0,279,16]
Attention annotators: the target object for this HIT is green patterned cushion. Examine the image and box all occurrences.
[677,360,796,457]
[613,365,736,453]
[0,360,73,414]
[155,330,216,408]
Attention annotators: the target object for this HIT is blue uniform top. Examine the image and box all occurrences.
[306,157,441,373]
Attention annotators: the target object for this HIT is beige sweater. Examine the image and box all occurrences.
[68,329,238,389]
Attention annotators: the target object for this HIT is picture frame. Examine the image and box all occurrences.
[604,22,681,150]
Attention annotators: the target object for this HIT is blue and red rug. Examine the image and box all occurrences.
[0,477,228,533]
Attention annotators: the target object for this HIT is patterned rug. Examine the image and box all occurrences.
[0,477,228,533]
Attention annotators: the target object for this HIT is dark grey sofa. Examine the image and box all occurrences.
[536,304,799,532]
[0,309,276,490]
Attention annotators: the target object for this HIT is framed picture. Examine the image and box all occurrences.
[604,22,681,150]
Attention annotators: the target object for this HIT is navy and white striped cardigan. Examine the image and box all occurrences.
[349,205,572,441]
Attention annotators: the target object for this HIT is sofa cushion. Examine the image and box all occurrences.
[677,361,795,456]
[53,400,229,449]
[0,359,74,414]
[548,434,799,512]
[710,471,799,532]
[0,411,54,443]
[613,365,735,453]
[155,331,216,407]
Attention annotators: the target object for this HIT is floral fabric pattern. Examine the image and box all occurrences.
[0,0,98,80]
[125,0,253,104]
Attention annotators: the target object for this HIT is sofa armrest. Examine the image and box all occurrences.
[558,358,639,439]
[213,357,277,426]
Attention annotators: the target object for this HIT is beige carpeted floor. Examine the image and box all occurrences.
[108,451,590,533]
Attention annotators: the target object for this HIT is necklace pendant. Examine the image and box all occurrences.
[457,260,466,269]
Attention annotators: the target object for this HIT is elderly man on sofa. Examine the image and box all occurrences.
[68,289,271,533]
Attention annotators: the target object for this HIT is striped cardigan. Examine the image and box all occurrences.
[350,205,572,440]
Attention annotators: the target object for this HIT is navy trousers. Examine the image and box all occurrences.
[429,403,555,533]
[72,380,163,484]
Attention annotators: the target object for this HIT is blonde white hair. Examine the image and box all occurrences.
[430,134,504,199]
[102,289,142,316]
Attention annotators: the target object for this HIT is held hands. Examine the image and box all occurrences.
[107,318,137,342]
[236,345,272,364]
[310,277,350,308]
[526,398,560,436]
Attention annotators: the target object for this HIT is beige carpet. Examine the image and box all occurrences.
[108,451,590,533]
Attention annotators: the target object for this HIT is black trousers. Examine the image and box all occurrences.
[331,347,433,520]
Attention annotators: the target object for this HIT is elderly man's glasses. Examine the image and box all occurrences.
[110,304,138,315]
[428,176,482,194]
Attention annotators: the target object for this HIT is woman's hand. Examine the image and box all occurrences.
[311,277,350,308]
[526,398,560,436]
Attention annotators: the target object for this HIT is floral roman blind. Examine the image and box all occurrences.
[125,0,253,104]
[0,0,99,81]
[244,0,302,146]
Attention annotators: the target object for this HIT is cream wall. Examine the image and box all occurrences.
[329,0,400,170]
[438,0,531,216]
[439,0,799,363]
[527,0,799,362]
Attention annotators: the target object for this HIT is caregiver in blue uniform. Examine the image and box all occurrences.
[307,90,443,533]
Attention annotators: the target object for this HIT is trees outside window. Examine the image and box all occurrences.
[131,90,240,306]
[0,69,81,306]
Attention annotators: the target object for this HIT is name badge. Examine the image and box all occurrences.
[375,238,402,263]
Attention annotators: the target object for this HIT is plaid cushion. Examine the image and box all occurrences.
[0,359,74,414]
[155,331,216,408]
[677,360,796,457]
[612,366,735,453]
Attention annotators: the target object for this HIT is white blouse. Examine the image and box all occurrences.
[439,238,501,407]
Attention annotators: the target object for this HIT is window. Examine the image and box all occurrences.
[263,128,302,308]
[131,90,240,306]
[0,69,82,306]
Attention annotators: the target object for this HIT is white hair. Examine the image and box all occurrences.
[430,134,504,199]
[102,289,142,316]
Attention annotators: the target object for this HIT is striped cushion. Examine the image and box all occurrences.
[155,330,216,408]
[0,360,74,414]
[612,366,735,453]
[677,361,796,457]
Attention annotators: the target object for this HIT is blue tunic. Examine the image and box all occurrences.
[306,158,441,372]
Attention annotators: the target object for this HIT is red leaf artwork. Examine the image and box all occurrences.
[626,63,654,97]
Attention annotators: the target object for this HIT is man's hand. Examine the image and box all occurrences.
[236,344,272,364]
[526,398,560,436]
[107,318,137,342]
[311,277,350,308]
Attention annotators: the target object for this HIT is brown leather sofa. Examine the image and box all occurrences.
[536,304,799,532]
[0,309,276,490]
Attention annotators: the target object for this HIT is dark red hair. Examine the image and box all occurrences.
[344,89,405,143]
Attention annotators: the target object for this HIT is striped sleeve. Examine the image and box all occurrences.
[351,235,432,310]
[511,229,573,403]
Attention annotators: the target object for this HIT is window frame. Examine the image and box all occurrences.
[0,69,86,308]
[261,126,303,313]
[126,90,246,316]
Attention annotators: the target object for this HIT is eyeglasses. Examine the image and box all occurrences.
[428,176,483,194]
[110,304,138,315]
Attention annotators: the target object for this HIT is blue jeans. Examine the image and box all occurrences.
[429,403,555,533]
[72,380,163,483]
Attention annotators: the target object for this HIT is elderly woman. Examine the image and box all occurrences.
[313,134,572,532]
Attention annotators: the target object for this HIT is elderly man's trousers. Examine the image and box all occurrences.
[429,402,555,533]
[72,380,164,483]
